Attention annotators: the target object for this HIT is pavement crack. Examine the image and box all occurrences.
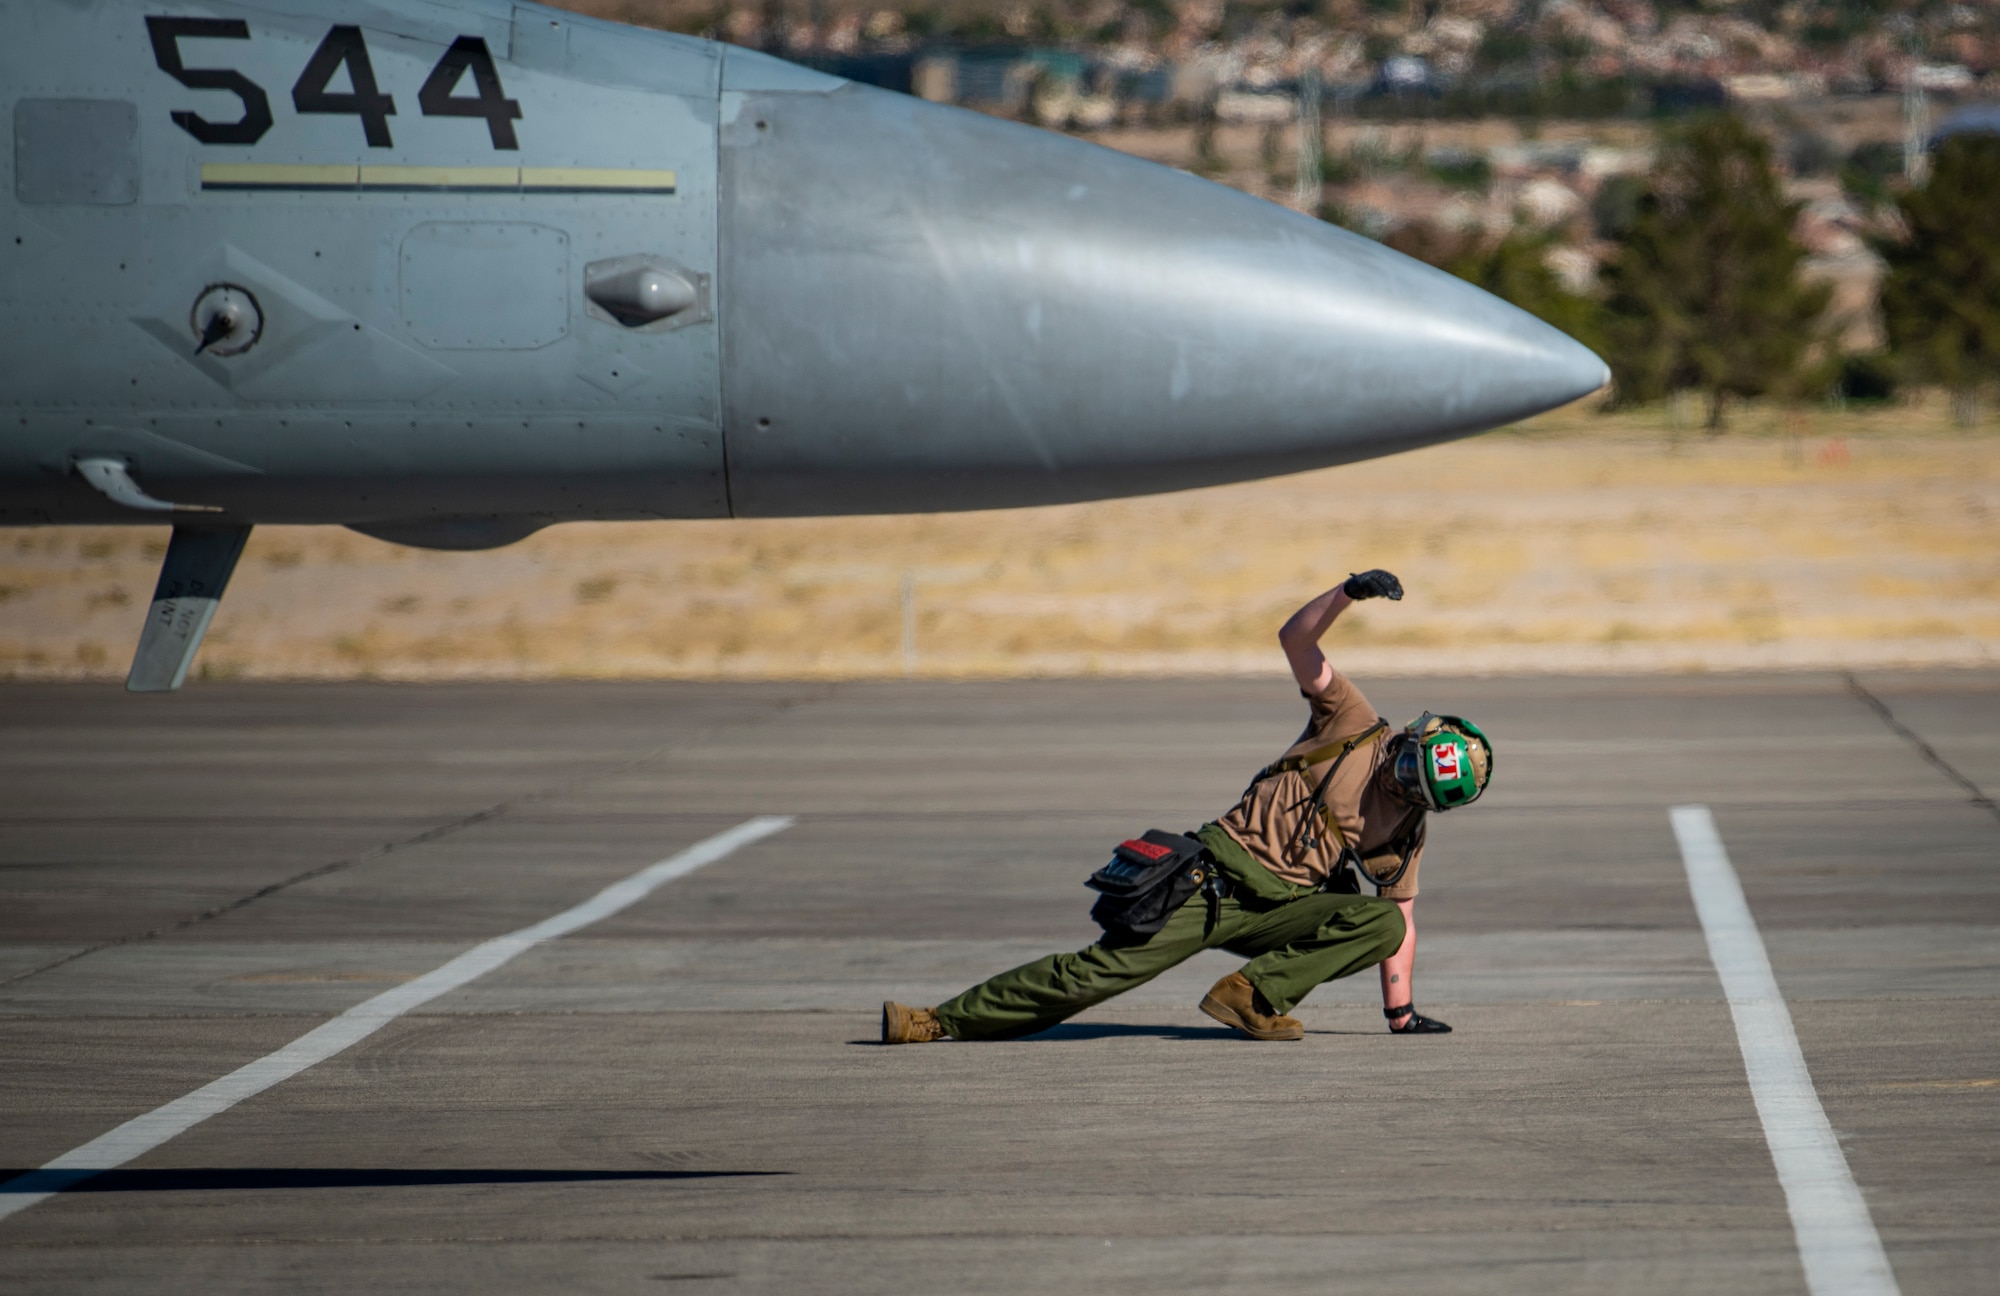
[1845,672,2000,826]
[0,799,527,990]
[0,686,836,990]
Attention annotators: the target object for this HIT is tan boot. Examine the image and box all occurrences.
[882,1001,947,1044]
[1199,972,1305,1041]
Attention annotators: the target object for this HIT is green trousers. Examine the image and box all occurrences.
[932,890,1406,1041]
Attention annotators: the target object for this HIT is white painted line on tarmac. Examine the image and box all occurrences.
[1670,805,1899,1296]
[0,815,795,1224]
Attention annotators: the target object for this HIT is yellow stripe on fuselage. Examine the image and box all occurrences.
[200,163,359,189]
[357,164,523,189]
[519,167,677,192]
[199,164,676,194]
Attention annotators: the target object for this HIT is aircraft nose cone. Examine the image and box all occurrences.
[1218,221,1611,446]
[718,75,1608,516]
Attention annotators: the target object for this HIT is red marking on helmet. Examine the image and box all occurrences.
[1431,743,1462,781]
[1120,839,1173,860]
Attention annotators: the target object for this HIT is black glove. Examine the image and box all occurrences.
[1342,569,1404,602]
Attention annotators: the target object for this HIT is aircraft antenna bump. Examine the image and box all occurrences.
[583,255,706,330]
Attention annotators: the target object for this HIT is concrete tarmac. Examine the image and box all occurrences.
[1,674,1995,1294]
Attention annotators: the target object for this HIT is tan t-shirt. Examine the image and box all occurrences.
[1216,671,1425,900]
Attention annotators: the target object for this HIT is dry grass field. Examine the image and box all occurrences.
[5,399,1998,682]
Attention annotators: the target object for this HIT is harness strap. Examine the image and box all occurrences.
[1250,719,1388,786]
[1292,722,1422,892]
[1345,806,1424,890]
[1246,717,1425,894]
[1303,724,1391,853]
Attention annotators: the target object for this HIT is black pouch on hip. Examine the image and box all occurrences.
[1085,830,1212,936]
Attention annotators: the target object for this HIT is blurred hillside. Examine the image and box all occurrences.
[555,0,2000,354]
[7,405,1997,682]
[563,0,2000,107]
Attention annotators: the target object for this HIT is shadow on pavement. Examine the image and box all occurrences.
[1030,1021,1240,1041]
[854,1022,1242,1044]
[855,1020,1393,1044]
[0,1168,790,1193]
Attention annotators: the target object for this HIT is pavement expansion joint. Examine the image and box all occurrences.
[1845,672,2000,825]
[0,692,838,993]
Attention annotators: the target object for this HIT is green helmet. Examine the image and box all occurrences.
[1386,713,1492,811]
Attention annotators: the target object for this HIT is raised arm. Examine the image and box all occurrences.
[1277,570,1404,693]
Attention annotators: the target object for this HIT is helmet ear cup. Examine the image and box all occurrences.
[1383,730,1435,809]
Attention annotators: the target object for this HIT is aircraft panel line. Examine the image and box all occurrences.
[0,814,794,1224]
[1670,804,1899,1296]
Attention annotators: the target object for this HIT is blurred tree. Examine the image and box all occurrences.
[1315,198,1361,232]
[1599,113,1829,430]
[1829,351,1899,406]
[1379,220,1475,267]
[1260,122,1284,187]
[1425,150,1492,191]
[1876,133,2000,426]
[1785,131,1840,177]
[1841,139,1904,208]
[1591,173,1643,240]
[1475,27,1533,71]
[1447,232,1602,355]
[1192,94,1223,177]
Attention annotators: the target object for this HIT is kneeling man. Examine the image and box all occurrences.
[883,569,1492,1044]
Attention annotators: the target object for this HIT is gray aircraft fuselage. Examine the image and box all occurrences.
[2,0,1605,687]
[4,0,1605,541]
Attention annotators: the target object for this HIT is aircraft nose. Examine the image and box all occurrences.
[717,72,1608,516]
